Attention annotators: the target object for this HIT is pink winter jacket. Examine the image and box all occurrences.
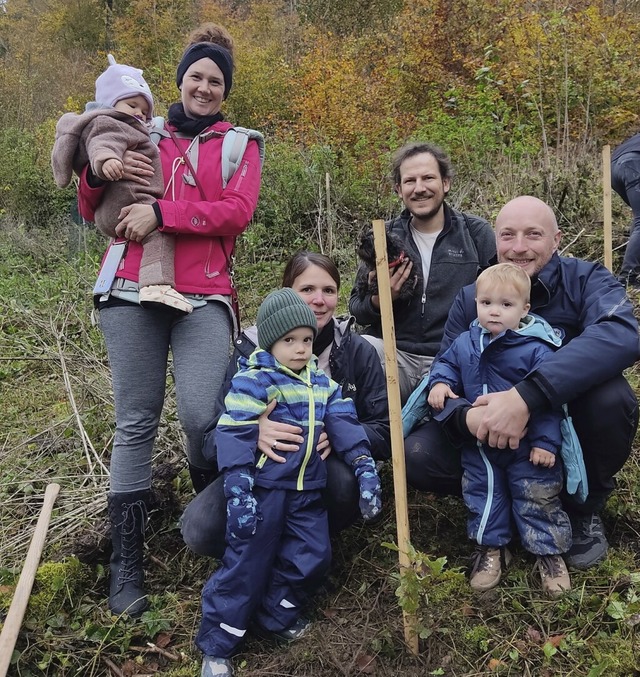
[78,119,262,295]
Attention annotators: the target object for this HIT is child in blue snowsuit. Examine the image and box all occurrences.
[197,288,382,677]
[428,263,572,597]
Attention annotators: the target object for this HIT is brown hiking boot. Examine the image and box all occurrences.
[470,546,512,591]
[139,284,193,314]
[537,555,571,597]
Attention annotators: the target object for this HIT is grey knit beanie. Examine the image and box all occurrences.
[257,288,317,351]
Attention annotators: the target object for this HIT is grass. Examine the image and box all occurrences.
[2,218,640,676]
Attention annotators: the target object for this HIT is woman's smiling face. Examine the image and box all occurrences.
[180,58,225,118]
[290,265,339,331]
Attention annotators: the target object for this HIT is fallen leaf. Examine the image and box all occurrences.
[526,626,543,643]
[155,632,172,648]
[547,634,564,648]
[322,607,339,618]
[356,653,377,673]
[488,658,506,671]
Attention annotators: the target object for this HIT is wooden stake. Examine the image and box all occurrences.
[603,144,613,272]
[371,219,419,654]
[0,483,60,677]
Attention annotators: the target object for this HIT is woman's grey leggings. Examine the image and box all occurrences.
[100,302,231,493]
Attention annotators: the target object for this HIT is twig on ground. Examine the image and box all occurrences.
[129,643,181,661]
[101,656,124,677]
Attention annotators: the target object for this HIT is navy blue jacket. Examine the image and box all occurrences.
[431,316,562,455]
[438,253,640,410]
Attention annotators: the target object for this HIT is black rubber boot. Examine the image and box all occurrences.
[188,463,218,494]
[108,490,150,617]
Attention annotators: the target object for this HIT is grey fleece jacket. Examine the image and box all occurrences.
[348,203,495,356]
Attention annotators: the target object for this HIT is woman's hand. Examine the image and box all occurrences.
[115,204,158,242]
[316,431,332,461]
[121,150,154,186]
[257,399,304,463]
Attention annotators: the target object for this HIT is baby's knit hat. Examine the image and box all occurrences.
[257,288,317,351]
[95,54,154,121]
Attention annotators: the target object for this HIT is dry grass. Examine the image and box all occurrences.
[2,220,640,676]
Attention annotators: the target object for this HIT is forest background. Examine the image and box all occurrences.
[3,0,640,676]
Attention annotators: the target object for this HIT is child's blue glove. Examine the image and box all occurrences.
[352,455,382,521]
[223,466,259,540]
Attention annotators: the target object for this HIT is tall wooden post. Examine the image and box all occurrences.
[603,144,613,272]
[371,219,419,654]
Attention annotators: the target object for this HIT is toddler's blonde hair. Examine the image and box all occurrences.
[476,263,531,303]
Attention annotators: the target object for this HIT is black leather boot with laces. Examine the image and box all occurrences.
[108,490,150,617]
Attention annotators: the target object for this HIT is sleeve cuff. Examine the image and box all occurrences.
[152,202,163,228]
[86,166,106,188]
[514,380,549,414]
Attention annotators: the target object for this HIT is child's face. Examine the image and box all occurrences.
[270,327,314,372]
[476,282,530,338]
[113,95,150,122]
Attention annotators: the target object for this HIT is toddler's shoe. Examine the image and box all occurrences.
[255,617,312,644]
[201,656,232,677]
[537,555,571,597]
[274,617,312,642]
[470,546,512,591]
[139,284,193,314]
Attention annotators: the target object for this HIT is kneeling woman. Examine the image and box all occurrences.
[182,251,390,557]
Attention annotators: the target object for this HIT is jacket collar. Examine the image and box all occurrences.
[242,347,317,382]
[530,252,562,310]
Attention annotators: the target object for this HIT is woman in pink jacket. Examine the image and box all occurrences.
[78,23,262,618]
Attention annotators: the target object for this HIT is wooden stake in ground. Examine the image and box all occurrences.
[603,144,613,272]
[371,219,419,654]
[0,483,60,677]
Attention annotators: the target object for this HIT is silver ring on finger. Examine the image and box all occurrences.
[271,441,278,451]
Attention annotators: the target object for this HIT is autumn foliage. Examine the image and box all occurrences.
[1,0,640,254]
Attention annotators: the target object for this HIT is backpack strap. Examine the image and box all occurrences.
[149,116,169,146]
[220,127,266,187]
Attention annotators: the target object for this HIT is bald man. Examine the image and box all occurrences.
[406,196,640,569]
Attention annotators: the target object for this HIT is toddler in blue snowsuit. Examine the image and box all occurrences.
[197,288,382,677]
[428,263,572,597]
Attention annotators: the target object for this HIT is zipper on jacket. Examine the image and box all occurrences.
[421,292,426,317]
[234,161,249,192]
[297,380,315,490]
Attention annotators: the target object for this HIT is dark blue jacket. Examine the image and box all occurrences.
[438,253,640,410]
[430,316,562,455]
[217,348,371,491]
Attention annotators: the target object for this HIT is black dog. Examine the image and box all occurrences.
[355,228,419,301]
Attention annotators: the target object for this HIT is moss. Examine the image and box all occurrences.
[21,557,92,625]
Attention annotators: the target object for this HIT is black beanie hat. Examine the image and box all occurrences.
[176,43,234,99]
[257,289,318,351]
